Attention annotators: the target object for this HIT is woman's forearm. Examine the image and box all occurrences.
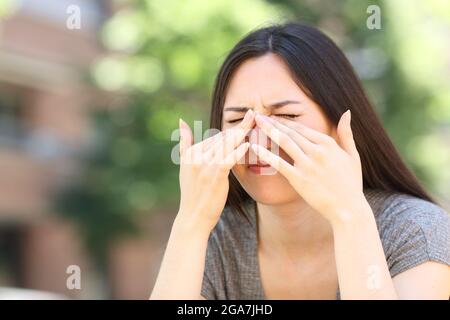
[149,213,210,299]
[331,200,398,299]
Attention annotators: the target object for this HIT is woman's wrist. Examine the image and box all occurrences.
[173,210,214,238]
[329,196,375,231]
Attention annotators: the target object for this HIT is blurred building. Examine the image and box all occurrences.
[0,0,167,299]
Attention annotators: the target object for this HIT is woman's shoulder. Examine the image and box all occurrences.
[365,188,450,277]
[365,188,450,231]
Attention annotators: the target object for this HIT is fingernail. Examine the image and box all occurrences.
[256,114,270,125]
[243,109,253,123]
[179,118,187,129]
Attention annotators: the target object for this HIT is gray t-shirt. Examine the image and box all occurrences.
[201,188,450,299]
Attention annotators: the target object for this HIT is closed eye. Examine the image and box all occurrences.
[226,114,299,124]
[274,114,300,119]
[226,118,244,124]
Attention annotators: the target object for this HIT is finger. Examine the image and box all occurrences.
[179,118,193,157]
[337,110,358,158]
[193,131,225,156]
[250,144,295,177]
[190,129,228,163]
[200,131,232,164]
[276,117,334,145]
[264,116,316,154]
[220,142,250,170]
[254,114,307,163]
[221,109,255,153]
[208,109,255,161]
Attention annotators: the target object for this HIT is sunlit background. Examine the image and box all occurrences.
[0,0,449,299]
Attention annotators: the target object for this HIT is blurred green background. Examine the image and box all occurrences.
[0,0,449,299]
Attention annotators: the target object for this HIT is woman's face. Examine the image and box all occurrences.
[222,53,335,205]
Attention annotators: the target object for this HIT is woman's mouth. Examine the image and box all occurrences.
[247,161,271,174]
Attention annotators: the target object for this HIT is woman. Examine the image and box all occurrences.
[150,22,450,299]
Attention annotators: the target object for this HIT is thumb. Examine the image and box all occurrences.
[179,118,193,157]
[337,110,358,158]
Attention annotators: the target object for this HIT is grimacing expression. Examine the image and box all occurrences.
[222,53,336,205]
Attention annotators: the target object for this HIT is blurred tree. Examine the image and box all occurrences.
[57,0,450,267]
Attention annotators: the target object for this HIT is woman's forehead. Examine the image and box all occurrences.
[224,55,307,107]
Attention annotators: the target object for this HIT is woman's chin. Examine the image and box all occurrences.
[237,172,299,205]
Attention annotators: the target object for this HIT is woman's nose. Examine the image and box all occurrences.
[248,126,271,148]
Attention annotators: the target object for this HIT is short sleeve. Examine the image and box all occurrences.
[382,197,450,278]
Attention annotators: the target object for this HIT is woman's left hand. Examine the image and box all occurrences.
[252,110,368,226]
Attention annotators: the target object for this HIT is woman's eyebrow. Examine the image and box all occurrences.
[224,99,302,112]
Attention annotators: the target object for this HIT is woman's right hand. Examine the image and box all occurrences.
[150,109,254,300]
[176,109,255,233]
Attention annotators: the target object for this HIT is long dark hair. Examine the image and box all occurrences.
[209,22,434,217]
